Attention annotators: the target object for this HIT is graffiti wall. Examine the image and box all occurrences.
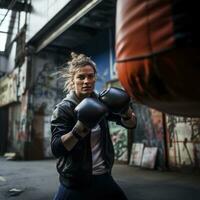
[109,121,128,162]
[166,116,200,169]
[7,91,30,158]
[32,63,64,115]
[0,56,32,158]
[132,103,166,169]
[30,52,66,158]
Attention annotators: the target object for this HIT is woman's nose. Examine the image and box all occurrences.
[83,77,89,83]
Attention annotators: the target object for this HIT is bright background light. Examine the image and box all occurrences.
[0,32,7,51]
[0,8,11,52]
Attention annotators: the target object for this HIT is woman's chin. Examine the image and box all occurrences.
[80,92,92,98]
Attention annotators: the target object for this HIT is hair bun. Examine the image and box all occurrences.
[71,52,78,59]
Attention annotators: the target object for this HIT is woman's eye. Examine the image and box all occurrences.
[78,75,85,80]
[76,74,95,80]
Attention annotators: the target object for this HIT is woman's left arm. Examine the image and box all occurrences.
[120,107,137,129]
[107,106,137,129]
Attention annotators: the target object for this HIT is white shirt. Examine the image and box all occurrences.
[90,124,108,175]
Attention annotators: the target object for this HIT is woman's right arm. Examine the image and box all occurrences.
[51,104,89,157]
[61,120,90,151]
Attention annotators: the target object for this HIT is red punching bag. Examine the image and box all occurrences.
[116,0,200,117]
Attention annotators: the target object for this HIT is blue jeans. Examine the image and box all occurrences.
[54,173,128,200]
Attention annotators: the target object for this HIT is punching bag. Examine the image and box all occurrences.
[116,0,200,117]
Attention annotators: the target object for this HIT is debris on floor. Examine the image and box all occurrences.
[8,188,24,196]
[4,152,20,160]
[0,176,6,182]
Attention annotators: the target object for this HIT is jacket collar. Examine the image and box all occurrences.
[64,90,98,106]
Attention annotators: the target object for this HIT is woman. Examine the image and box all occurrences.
[51,52,137,200]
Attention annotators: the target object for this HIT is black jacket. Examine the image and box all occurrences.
[51,91,128,188]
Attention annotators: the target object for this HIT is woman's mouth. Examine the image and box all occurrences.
[82,87,92,91]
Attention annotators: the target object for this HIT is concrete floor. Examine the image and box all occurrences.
[0,157,200,200]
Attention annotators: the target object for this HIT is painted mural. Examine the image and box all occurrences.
[33,62,64,115]
[31,61,65,158]
[109,121,128,162]
[166,116,200,168]
[132,103,166,169]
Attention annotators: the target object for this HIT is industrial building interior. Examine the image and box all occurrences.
[0,0,200,200]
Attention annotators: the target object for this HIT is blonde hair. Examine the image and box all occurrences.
[61,52,97,92]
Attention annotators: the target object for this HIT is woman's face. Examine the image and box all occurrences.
[73,65,96,99]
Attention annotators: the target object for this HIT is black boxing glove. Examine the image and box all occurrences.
[99,87,130,114]
[75,97,108,129]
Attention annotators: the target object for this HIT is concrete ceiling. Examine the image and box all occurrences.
[29,0,116,53]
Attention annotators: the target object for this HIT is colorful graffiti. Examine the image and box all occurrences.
[109,121,128,162]
[131,103,165,169]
